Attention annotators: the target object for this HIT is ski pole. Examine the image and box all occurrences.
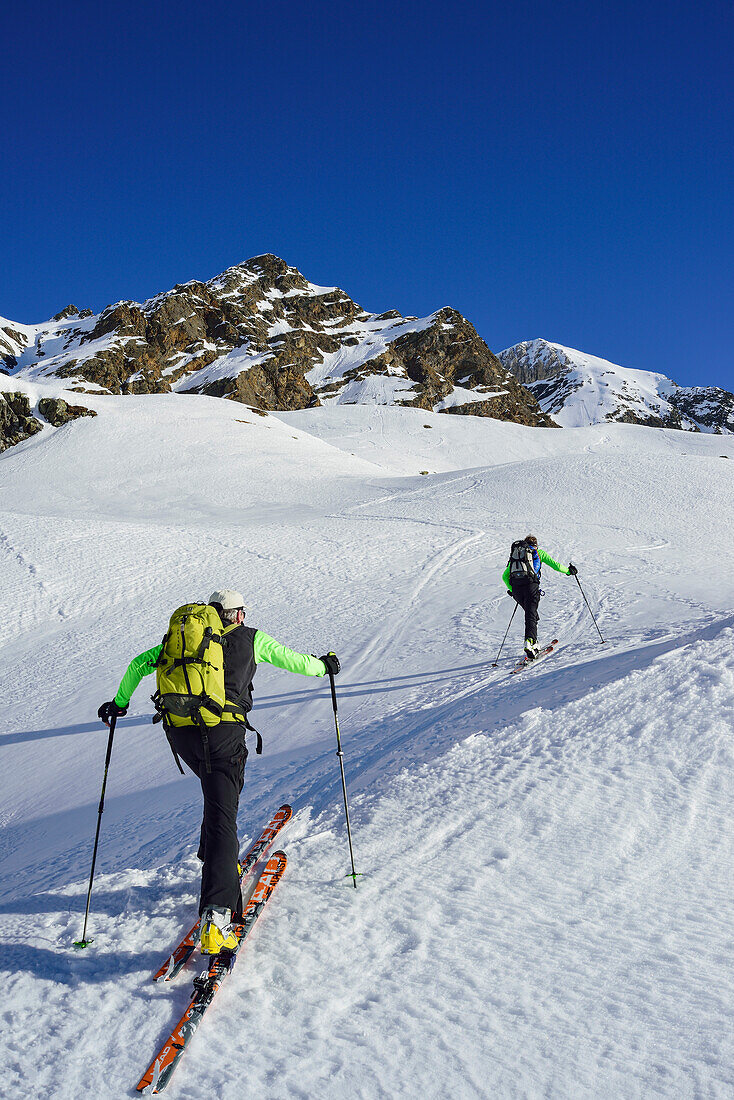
[327,669,359,888]
[73,715,117,948]
[492,601,518,666]
[574,574,605,644]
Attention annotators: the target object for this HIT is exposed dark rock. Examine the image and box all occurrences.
[53,305,81,321]
[670,387,734,433]
[37,397,97,426]
[1,322,28,371]
[501,341,570,385]
[387,310,555,425]
[0,391,97,455]
[0,392,42,453]
[607,406,683,429]
[86,301,146,342]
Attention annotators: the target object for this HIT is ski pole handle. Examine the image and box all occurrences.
[328,668,339,716]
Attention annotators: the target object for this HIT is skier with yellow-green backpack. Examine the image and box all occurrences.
[97,589,339,954]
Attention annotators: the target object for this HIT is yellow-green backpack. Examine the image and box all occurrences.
[154,603,236,769]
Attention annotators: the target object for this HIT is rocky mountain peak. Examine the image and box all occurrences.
[501,339,573,384]
[2,259,553,426]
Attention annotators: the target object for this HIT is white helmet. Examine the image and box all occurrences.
[208,589,244,611]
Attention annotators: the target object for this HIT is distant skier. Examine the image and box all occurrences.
[502,536,577,659]
[97,589,340,953]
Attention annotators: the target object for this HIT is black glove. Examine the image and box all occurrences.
[98,699,127,725]
[319,652,341,677]
[568,563,578,576]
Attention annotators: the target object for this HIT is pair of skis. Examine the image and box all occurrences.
[136,804,291,1094]
[510,638,559,674]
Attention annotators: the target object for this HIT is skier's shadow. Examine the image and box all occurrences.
[1,666,492,746]
[256,659,494,709]
[0,884,178,918]
[0,942,163,985]
[0,714,141,749]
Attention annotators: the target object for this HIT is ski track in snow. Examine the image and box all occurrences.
[0,397,732,1098]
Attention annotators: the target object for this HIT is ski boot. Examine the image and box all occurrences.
[524,637,539,660]
[199,906,238,954]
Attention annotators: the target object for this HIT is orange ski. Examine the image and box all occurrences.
[137,850,287,1094]
[511,638,559,674]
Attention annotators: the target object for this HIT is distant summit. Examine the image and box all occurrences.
[0,256,553,427]
[499,339,734,433]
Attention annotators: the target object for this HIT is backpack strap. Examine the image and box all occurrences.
[247,716,263,756]
[166,725,186,774]
[151,693,186,775]
[222,701,263,755]
[194,711,212,774]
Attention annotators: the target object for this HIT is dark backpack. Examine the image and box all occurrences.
[509,540,537,582]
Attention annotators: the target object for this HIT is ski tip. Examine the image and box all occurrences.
[153,953,177,982]
[136,1057,163,1094]
[278,804,293,820]
[266,849,288,875]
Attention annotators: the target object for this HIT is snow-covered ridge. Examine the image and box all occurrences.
[499,338,734,433]
[0,315,34,362]
[0,257,551,427]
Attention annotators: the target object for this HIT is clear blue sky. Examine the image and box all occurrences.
[1,0,732,388]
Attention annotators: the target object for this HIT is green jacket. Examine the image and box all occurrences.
[114,631,326,708]
[502,548,570,592]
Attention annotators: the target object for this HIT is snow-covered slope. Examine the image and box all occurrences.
[500,338,734,432]
[0,314,35,362]
[1,389,733,1097]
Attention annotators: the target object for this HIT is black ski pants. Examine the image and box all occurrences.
[169,722,248,918]
[510,576,540,642]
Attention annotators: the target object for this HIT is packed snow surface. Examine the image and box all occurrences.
[1,387,733,1098]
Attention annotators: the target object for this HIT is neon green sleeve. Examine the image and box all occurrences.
[539,548,570,575]
[253,631,326,677]
[502,563,511,590]
[114,644,163,707]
